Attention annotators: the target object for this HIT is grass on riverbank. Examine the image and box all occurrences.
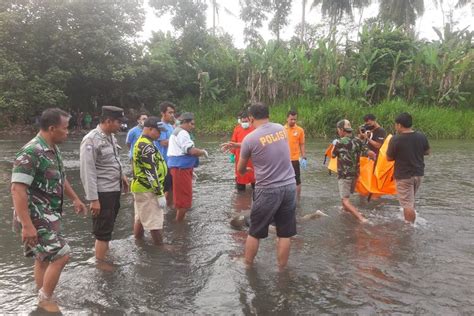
[181,97,474,139]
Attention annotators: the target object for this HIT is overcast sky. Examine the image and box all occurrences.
[139,0,473,47]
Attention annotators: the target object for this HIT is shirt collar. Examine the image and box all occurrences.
[35,134,56,153]
[96,125,114,138]
[141,134,154,142]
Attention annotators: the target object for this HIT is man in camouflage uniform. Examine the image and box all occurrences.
[11,108,87,312]
[80,105,129,266]
[332,119,374,223]
[131,117,168,245]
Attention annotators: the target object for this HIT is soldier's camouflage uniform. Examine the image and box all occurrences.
[11,135,70,261]
[332,136,368,179]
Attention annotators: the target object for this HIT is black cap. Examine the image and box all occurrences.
[143,116,166,131]
[102,105,126,122]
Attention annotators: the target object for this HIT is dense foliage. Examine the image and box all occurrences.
[0,0,473,137]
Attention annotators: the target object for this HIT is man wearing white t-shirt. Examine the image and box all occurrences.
[167,112,208,221]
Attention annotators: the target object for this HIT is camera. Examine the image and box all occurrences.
[359,124,374,133]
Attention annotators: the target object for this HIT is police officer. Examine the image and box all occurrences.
[80,105,129,266]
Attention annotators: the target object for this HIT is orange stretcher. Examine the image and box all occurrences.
[323,135,397,196]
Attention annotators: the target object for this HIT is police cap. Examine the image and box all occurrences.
[101,105,126,122]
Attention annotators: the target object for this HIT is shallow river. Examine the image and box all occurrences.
[0,134,473,314]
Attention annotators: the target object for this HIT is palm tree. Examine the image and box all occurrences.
[209,0,236,36]
[455,0,471,7]
[378,0,425,32]
[311,0,371,38]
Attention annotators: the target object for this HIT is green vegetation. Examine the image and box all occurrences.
[0,0,473,139]
[187,97,474,139]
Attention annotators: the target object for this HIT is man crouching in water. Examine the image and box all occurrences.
[223,102,297,269]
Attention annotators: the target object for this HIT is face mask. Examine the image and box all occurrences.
[241,122,250,129]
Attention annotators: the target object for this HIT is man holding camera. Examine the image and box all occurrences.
[360,114,386,155]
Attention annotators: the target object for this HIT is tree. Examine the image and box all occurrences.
[208,0,237,36]
[149,0,207,33]
[0,0,145,121]
[239,0,271,46]
[268,0,292,42]
[310,0,372,40]
[378,0,425,32]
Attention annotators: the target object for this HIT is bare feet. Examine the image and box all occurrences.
[159,244,179,252]
[37,289,60,313]
[95,259,116,272]
[38,300,60,313]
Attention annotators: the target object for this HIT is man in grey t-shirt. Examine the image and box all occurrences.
[223,102,296,269]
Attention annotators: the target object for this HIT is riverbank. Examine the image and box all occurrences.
[0,125,89,137]
[185,97,474,139]
[1,98,473,139]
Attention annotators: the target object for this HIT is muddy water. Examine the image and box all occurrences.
[0,135,473,314]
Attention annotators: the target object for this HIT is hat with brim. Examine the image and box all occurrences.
[102,105,127,122]
[179,112,194,121]
[336,119,353,132]
[144,116,166,131]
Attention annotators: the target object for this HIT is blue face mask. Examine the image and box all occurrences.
[241,122,250,129]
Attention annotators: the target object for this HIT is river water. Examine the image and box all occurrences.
[0,134,473,314]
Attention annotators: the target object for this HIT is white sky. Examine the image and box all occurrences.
[140,0,473,47]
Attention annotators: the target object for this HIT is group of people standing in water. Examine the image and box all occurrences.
[9,101,429,312]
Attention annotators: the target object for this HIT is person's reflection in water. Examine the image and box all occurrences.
[352,223,409,307]
[241,263,295,314]
[231,189,252,213]
[229,190,252,248]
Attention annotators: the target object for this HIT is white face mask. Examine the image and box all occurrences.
[241,122,250,129]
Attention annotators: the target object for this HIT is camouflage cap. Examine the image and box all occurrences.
[336,119,352,132]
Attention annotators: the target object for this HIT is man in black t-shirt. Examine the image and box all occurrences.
[387,113,430,223]
[361,114,387,155]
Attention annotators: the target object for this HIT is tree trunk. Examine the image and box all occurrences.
[301,0,306,45]
[212,0,216,36]
[387,67,397,100]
